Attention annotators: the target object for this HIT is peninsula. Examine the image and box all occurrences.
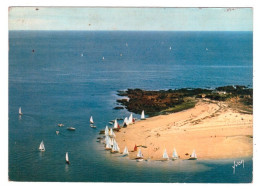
[114,86,253,160]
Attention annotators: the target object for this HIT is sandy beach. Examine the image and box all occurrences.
[115,99,253,160]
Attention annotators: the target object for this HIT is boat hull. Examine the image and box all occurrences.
[136,158,144,162]
[110,151,119,154]
[67,127,76,131]
[188,157,197,160]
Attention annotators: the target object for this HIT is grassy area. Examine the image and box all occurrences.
[159,98,197,115]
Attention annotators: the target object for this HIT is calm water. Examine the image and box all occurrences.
[9,31,253,182]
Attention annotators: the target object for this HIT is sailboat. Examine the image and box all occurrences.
[189,150,197,160]
[162,149,169,161]
[102,56,105,60]
[172,148,179,160]
[66,152,70,164]
[90,116,94,124]
[39,141,45,151]
[105,126,109,136]
[123,117,128,127]
[19,107,23,115]
[109,128,116,138]
[111,140,120,153]
[129,113,133,124]
[136,149,144,162]
[169,46,172,50]
[141,110,146,120]
[113,119,118,129]
[122,146,129,156]
[105,140,112,150]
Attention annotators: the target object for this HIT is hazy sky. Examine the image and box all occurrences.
[9,7,253,31]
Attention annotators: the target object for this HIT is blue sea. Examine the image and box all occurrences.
[9,31,253,182]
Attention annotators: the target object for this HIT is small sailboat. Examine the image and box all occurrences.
[66,152,70,164]
[67,127,76,131]
[122,146,129,156]
[105,140,112,150]
[19,107,23,115]
[102,56,105,60]
[111,140,120,153]
[123,117,128,127]
[136,149,144,162]
[90,116,94,124]
[58,123,64,127]
[162,149,169,161]
[169,46,172,50]
[141,110,146,120]
[206,48,208,51]
[128,113,133,124]
[90,125,96,128]
[109,128,116,138]
[113,119,118,129]
[56,131,60,135]
[81,53,84,57]
[126,42,128,47]
[189,150,197,160]
[172,148,179,160]
[39,141,45,151]
[105,126,109,136]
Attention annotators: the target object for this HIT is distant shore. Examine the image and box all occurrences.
[115,99,253,160]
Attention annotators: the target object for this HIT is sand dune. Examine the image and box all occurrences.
[115,99,253,160]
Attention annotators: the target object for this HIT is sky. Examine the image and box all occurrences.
[9,7,253,31]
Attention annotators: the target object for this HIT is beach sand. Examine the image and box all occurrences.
[115,99,253,160]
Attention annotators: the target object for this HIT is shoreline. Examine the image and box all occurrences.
[114,99,253,161]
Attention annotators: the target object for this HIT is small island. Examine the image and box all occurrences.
[114,85,253,160]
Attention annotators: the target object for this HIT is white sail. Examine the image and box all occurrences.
[105,126,109,136]
[129,114,133,124]
[113,119,118,129]
[106,142,112,149]
[123,146,129,155]
[169,46,172,50]
[39,141,45,151]
[19,107,22,115]
[90,116,94,124]
[141,110,145,120]
[123,117,128,125]
[66,152,69,162]
[163,149,169,159]
[172,148,178,158]
[137,149,143,158]
[112,140,119,152]
[191,150,197,158]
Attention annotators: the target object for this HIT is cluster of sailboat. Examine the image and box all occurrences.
[20,106,197,164]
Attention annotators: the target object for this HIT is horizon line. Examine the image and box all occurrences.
[9,30,253,32]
